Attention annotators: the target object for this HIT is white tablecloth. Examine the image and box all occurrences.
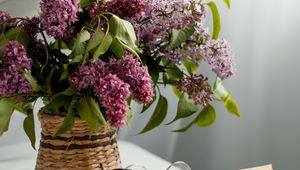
[0,140,171,170]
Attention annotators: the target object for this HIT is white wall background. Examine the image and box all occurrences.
[172,1,300,170]
[1,0,300,170]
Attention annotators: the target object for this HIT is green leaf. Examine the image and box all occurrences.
[213,78,240,117]
[0,98,15,135]
[173,104,216,132]
[78,96,105,132]
[79,30,91,43]
[110,38,124,58]
[72,30,91,55]
[117,38,142,61]
[87,97,106,125]
[72,43,86,56]
[5,28,31,48]
[183,60,199,75]
[207,2,221,39]
[167,93,199,125]
[0,35,9,58]
[80,0,97,8]
[147,57,160,86]
[55,108,75,136]
[23,72,41,91]
[138,95,168,134]
[46,95,73,110]
[222,0,231,9]
[172,85,182,98]
[23,111,36,150]
[15,102,32,115]
[224,96,240,117]
[59,69,69,82]
[0,34,10,47]
[46,87,76,110]
[72,54,84,63]
[60,86,76,96]
[125,108,133,128]
[45,67,56,94]
[165,64,184,81]
[109,15,141,54]
[195,104,216,127]
[213,77,229,101]
[93,32,113,59]
[166,24,196,50]
[87,28,105,51]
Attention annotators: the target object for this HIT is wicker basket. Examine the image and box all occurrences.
[36,111,121,170]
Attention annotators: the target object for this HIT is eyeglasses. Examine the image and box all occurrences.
[114,161,192,170]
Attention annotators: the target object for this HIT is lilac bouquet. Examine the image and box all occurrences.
[0,0,239,148]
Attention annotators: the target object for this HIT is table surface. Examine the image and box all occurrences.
[0,140,172,170]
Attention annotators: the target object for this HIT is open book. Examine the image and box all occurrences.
[240,164,273,170]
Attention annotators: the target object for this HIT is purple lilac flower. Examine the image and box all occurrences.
[22,16,40,38]
[0,10,16,27]
[0,41,33,96]
[200,39,235,79]
[69,55,154,126]
[93,74,130,128]
[108,54,154,105]
[70,55,154,105]
[0,10,10,23]
[128,0,207,57]
[88,0,146,19]
[177,74,214,107]
[40,0,80,39]
[165,42,203,64]
[3,40,31,70]
[28,40,46,63]
[69,59,107,91]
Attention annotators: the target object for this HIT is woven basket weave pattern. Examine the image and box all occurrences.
[36,112,121,170]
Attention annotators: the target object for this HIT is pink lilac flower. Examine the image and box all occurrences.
[177,74,214,106]
[40,0,80,39]
[93,74,130,128]
[0,10,16,27]
[69,59,107,91]
[200,39,235,79]
[0,41,33,96]
[108,54,154,105]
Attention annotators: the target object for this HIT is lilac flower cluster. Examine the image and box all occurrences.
[0,41,32,96]
[88,0,146,19]
[40,0,80,39]
[94,74,130,128]
[69,60,107,91]
[0,10,10,24]
[165,42,203,64]
[108,54,154,104]
[27,40,46,64]
[22,16,40,38]
[69,55,154,127]
[200,39,235,79]
[0,10,16,27]
[128,0,207,57]
[178,74,214,107]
